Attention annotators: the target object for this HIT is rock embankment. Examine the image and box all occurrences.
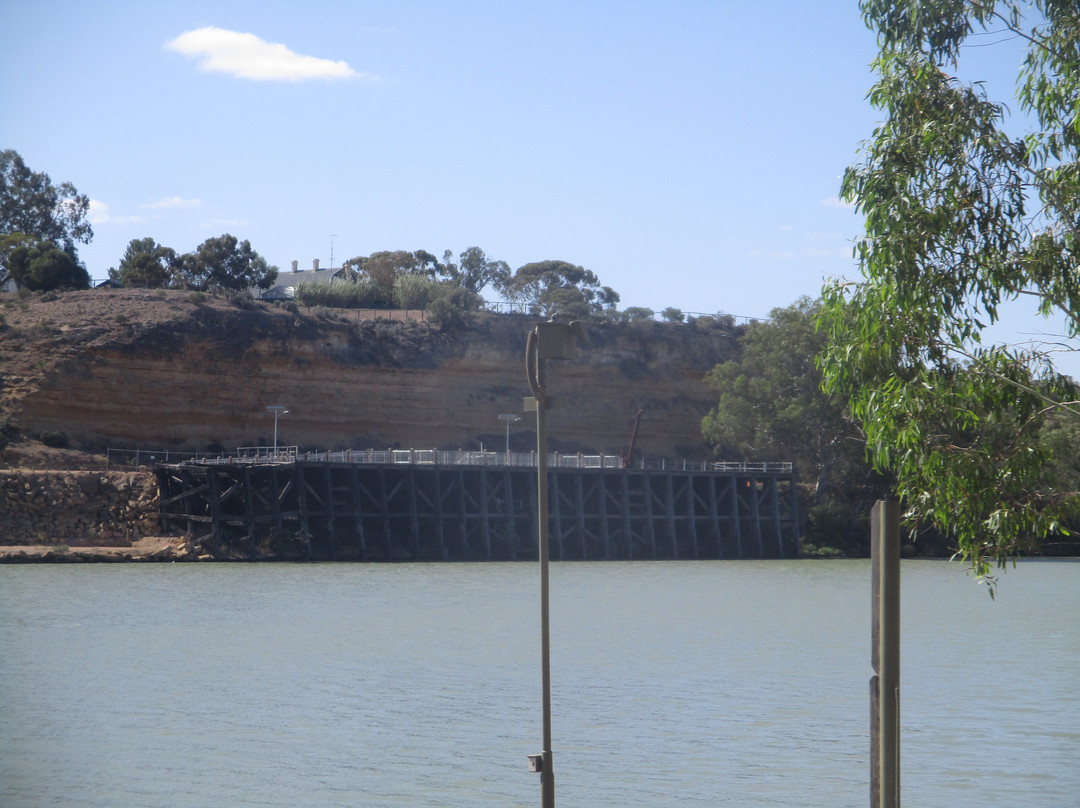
[0,290,740,460]
[0,469,159,545]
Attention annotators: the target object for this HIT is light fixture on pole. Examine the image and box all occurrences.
[498,413,521,457]
[524,320,584,808]
[266,405,289,460]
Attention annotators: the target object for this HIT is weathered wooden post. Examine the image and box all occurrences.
[871,500,901,808]
[524,320,583,808]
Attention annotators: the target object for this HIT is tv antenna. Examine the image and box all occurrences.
[330,234,338,270]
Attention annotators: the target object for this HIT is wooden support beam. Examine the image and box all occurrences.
[324,464,337,561]
[502,469,518,561]
[769,477,783,558]
[433,466,447,560]
[729,477,743,558]
[707,475,721,558]
[574,471,588,560]
[620,473,633,560]
[642,473,657,559]
[684,475,699,560]
[479,467,492,560]
[599,471,612,560]
[665,474,677,560]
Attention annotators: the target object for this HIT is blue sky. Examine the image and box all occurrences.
[1,0,1070,370]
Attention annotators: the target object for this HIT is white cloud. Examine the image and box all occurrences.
[143,196,202,210]
[749,246,852,261]
[819,195,855,209]
[88,199,143,226]
[749,248,798,260]
[165,26,372,82]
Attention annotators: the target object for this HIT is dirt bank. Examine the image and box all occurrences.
[0,535,193,563]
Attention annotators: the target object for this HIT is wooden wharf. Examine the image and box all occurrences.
[156,459,800,561]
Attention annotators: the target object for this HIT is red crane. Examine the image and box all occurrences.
[620,409,645,468]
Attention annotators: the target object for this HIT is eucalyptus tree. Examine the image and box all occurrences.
[0,149,92,262]
[438,246,510,295]
[705,298,872,508]
[112,237,179,288]
[176,234,278,292]
[5,241,90,291]
[819,0,1080,580]
[497,259,620,318]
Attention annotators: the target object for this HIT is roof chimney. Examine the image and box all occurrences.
[313,259,320,271]
[291,260,299,273]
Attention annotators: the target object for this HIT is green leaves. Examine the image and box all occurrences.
[178,234,278,292]
[5,241,90,292]
[822,0,1080,579]
[0,149,93,265]
[497,259,620,319]
[704,298,872,508]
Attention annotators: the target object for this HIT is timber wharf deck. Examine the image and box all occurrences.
[156,454,800,562]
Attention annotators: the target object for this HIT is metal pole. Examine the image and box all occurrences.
[524,321,582,808]
[266,406,288,462]
[536,396,555,808]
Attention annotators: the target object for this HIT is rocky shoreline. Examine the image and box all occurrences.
[0,468,195,563]
[0,536,196,563]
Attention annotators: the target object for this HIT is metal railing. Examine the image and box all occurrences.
[127,445,792,474]
[236,446,299,464]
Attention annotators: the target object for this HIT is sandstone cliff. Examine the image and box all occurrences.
[0,289,740,461]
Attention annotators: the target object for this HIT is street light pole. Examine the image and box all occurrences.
[266,405,288,461]
[524,321,583,808]
[499,413,521,459]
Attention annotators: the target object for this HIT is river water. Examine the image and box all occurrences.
[0,559,1076,807]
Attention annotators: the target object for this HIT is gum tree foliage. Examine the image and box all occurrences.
[0,149,92,264]
[438,246,511,295]
[111,237,179,288]
[497,259,620,318]
[704,298,872,509]
[819,0,1080,579]
[175,234,278,292]
[5,241,90,291]
[343,250,440,299]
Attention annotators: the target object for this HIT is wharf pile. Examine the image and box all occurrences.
[156,451,800,562]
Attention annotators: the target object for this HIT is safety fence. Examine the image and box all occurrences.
[110,446,791,474]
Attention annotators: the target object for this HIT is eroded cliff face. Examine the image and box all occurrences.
[1,290,739,459]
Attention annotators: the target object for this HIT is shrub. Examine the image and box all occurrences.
[224,289,256,308]
[426,285,482,329]
[393,273,438,309]
[40,430,69,449]
[295,278,386,309]
[620,307,655,323]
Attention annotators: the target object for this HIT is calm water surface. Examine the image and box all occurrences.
[1,560,1076,807]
